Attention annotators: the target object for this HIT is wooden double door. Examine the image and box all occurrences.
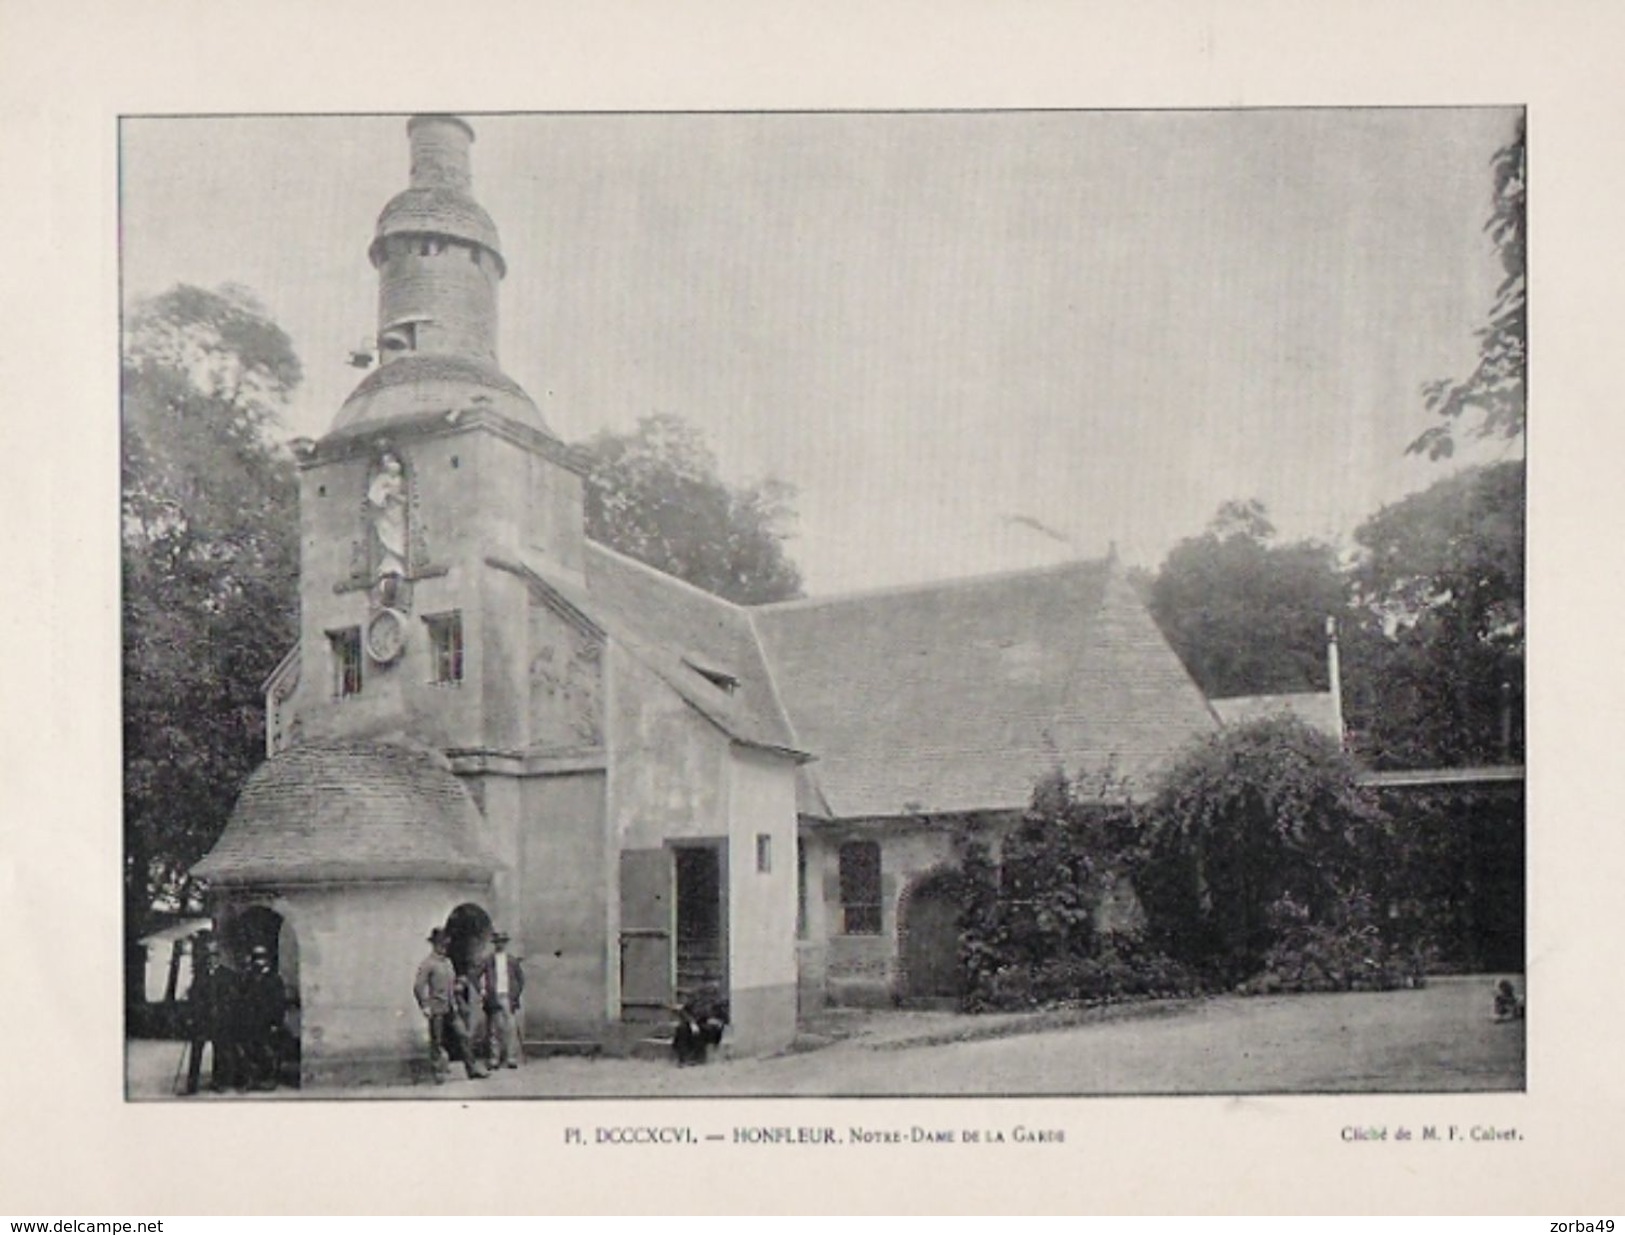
[619,842,727,1022]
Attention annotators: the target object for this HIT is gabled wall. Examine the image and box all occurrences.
[606,647,730,852]
[603,644,799,1053]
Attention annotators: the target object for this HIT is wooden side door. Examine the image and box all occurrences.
[902,879,962,1002]
[619,848,674,1022]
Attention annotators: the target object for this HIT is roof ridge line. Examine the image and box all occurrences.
[753,555,1110,612]
[1209,689,1335,703]
[1049,562,1118,723]
[583,540,750,613]
[745,605,832,812]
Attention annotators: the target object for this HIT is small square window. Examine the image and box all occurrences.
[330,628,362,698]
[425,611,464,684]
[756,833,772,874]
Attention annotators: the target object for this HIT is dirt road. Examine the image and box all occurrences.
[128,975,1524,1100]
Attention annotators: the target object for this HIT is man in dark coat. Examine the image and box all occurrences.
[239,945,287,1090]
[182,935,239,1095]
[480,930,525,1069]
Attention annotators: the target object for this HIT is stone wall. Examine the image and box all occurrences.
[518,769,612,1039]
[378,237,499,361]
[218,878,493,1088]
[800,821,961,1007]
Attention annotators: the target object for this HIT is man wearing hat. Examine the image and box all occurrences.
[479,930,526,1069]
[240,944,288,1090]
[182,933,239,1095]
[414,926,482,1082]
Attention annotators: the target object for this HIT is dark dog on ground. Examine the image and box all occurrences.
[1493,979,1525,1022]
[672,993,730,1066]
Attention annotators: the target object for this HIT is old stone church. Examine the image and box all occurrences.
[194,115,1222,1085]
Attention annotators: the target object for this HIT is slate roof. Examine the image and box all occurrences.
[193,742,501,885]
[577,543,803,755]
[751,558,1219,819]
[1210,691,1342,740]
[236,552,1221,832]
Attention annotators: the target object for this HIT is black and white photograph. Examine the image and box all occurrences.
[119,107,1526,1101]
[15,0,1625,1217]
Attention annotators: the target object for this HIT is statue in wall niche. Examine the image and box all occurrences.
[350,444,434,664]
[367,449,409,605]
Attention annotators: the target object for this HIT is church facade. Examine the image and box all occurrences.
[194,115,1219,1086]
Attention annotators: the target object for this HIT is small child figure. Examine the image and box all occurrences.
[1493,979,1524,1022]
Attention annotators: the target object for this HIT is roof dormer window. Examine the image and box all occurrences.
[682,656,739,695]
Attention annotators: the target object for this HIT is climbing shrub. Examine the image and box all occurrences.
[954,768,1201,1011]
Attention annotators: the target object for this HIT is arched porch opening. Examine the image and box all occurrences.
[444,902,494,978]
[220,903,301,1088]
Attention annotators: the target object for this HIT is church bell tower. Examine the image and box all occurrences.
[286,114,588,756]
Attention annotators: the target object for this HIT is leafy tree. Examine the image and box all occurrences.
[1344,460,1524,768]
[1367,782,1525,972]
[123,284,300,991]
[1410,116,1526,460]
[1149,500,1347,699]
[1137,716,1386,985]
[577,413,804,604]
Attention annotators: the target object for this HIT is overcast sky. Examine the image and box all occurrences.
[120,109,1521,594]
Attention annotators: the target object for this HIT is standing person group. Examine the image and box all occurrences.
[413,925,526,1084]
[181,935,292,1095]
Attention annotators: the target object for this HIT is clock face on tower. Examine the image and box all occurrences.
[366,607,408,665]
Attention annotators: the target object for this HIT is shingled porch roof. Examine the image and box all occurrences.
[193,742,501,885]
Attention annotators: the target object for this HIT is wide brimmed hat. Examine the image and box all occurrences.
[491,931,510,944]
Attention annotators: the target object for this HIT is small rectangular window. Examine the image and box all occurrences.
[330,628,362,698]
[756,833,772,874]
[838,840,882,935]
[425,611,464,684]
